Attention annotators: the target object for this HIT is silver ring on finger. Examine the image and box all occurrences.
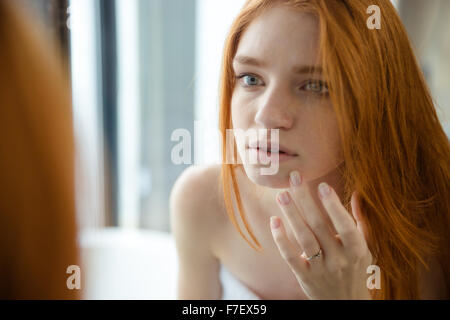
[305,248,322,261]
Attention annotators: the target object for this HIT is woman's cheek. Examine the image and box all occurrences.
[231,99,254,128]
[316,126,344,171]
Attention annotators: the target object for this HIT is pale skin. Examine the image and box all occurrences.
[231,4,371,299]
[270,172,373,299]
[171,3,447,300]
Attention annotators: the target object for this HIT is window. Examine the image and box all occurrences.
[69,0,246,231]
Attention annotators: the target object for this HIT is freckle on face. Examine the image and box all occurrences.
[230,5,343,185]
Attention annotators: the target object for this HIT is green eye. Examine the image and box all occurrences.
[303,80,329,94]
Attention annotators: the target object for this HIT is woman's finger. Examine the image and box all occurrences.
[318,183,365,249]
[276,190,321,258]
[270,216,308,275]
[288,171,340,255]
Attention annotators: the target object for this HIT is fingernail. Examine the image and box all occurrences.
[319,182,331,198]
[270,216,280,229]
[289,171,301,187]
[277,191,290,206]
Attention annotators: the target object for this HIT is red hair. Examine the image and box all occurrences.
[0,1,79,299]
[219,0,450,299]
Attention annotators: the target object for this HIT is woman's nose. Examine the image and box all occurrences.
[254,86,294,129]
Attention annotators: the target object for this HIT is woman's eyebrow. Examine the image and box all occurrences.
[233,55,322,74]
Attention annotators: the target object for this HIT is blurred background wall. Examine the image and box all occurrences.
[400,0,450,131]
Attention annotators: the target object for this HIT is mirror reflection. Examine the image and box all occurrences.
[0,0,449,300]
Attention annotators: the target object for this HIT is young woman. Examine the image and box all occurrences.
[171,0,450,300]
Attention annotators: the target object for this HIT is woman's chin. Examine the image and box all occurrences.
[244,165,290,189]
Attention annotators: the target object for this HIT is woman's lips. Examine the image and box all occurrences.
[247,141,297,156]
[247,147,298,163]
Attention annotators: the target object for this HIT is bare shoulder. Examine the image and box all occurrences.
[170,164,227,232]
[169,164,226,299]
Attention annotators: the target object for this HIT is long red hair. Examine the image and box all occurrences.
[0,1,79,299]
[219,0,450,299]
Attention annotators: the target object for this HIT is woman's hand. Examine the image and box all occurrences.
[270,170,374,300]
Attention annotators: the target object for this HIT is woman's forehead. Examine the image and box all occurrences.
[235,5,320,69]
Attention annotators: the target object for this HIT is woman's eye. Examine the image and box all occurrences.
[235,75,329,95]
[302,80,329,95]
[236,74,262,87]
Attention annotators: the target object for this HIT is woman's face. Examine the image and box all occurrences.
[231,4,343,189]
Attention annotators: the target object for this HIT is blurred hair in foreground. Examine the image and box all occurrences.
[0,0,79,299]
[219,0,450,299]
